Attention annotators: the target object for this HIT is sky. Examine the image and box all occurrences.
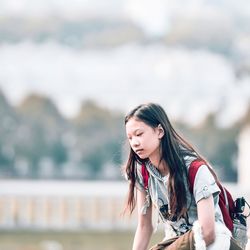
[0,0,249,127]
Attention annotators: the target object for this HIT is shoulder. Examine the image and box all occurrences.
[187,158,215,184]
[191,164,220,203]
[183,154,199,169]
[134,161,148,191]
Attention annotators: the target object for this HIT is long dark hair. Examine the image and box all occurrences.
[123,103,203,219]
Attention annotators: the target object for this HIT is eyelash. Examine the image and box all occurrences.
[128,133,143,140]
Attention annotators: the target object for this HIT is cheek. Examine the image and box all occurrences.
[153,139,161,149]
[146,136,160,150]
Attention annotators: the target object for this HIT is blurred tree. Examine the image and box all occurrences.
[0,89,19,176]
[49,141,68,165]
[0,89,248,181]
[15,93,68,178]
[73,100,124,178]
[175,113,239,181]
[17,93,66,127]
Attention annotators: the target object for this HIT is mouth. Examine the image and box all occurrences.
[135,149,143,154]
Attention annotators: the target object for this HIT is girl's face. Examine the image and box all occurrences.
[126,117,164,162]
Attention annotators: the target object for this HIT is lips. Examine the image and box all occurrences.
[135,149,143,154]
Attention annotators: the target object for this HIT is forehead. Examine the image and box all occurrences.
[126,118,150,133]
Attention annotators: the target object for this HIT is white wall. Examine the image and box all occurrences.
[238,125,250,190]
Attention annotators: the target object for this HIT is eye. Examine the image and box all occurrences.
[136,132,143,137]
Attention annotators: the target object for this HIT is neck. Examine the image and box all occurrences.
[150,157,169,176]
[149,155,161,169]
[149,147,162,167]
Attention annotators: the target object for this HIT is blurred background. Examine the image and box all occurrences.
[0,0,250,249]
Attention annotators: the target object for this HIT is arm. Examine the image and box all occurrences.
[132,188,153,250]
[197,195,216,246]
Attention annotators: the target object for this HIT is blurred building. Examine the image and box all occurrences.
[0,181,137,230]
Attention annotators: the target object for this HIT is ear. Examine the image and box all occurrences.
[157,124,164,139]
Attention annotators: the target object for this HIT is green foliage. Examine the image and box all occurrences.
[175,114,241,181]
[50,141,68,165]
[0,90,248,180]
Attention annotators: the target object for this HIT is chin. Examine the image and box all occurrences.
[136,155,145,159]
[136,154,147,160]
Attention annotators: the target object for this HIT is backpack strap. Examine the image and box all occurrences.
[188,159,206,194]
[141,163,149,190]
[222,185,229,211]
[217,183,234,231]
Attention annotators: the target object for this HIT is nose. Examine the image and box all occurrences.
[131,137,140,148]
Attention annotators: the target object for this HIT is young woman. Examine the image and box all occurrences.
[123,103,233,250]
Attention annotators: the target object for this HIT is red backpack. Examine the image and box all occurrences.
[188,159,235,232]
[141,159,235,232]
